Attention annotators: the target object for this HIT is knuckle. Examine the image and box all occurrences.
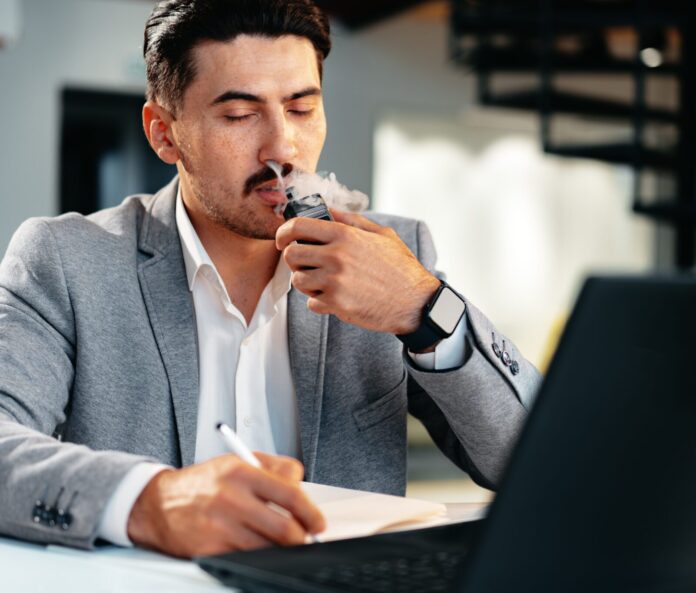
[277,520,295,543]
[336,294,356,316]
[285,218,299,233]
[219,491,244,515]
[332,223,347,241]
[288,458,304,477]
[285,246,303,269]
[325,252,343,272]
[225,459,250,481]
[286,488,304,510]
[292,271,306,289]
[276,519,302,545]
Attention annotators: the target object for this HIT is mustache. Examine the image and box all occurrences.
[243,163,294,196]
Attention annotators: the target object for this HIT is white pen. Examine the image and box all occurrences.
[216,421,262,468]
[215,421,321,544]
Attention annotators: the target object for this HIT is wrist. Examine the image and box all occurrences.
[397,280,467,352]
[126,468,173,548]
[396,274,442,335]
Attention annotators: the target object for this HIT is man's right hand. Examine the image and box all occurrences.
[126,453,326,558]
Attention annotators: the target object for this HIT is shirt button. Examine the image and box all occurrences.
[243,417,252,427]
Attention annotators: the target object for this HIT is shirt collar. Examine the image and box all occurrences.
[175,188,215,292]
[175,189,292,302]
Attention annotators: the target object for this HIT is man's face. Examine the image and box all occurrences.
[169,34,327,240]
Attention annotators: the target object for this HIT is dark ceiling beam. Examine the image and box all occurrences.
[316,0,428,30]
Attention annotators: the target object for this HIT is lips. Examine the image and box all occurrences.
[255,185,287,208]
[257,181,282,192]
[255,177,289,204]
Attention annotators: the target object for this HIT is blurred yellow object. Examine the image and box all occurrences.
[539,313,569,375]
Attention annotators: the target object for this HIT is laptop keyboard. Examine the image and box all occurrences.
[297,549,466,593]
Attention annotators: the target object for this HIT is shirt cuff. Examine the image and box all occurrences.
[407,313,468,371]
[97,462,171,547]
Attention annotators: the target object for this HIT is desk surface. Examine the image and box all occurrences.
[2,503,486,593]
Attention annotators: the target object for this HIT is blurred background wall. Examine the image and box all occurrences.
[0,0,154,255]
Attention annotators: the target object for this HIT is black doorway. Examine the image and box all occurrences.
[60,88,175,216]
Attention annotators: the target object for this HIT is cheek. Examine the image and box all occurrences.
[199,127,255,173]
[302,118,327,160]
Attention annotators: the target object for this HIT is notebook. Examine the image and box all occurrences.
[301,482,484,542]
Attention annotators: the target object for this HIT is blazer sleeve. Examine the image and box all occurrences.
[404,219,543,489]
[0,218,152,549]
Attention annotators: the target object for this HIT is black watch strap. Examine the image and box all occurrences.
[397,281,464,352]
[396,320,444,351]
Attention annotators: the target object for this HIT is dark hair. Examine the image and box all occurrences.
[143,0,331,114]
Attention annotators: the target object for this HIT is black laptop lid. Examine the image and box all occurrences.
[460,276,696,593]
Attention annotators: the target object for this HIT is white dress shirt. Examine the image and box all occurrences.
[177,197,300,462]
[97,193,467,546]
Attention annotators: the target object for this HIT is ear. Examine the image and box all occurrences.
[142,101,180,165]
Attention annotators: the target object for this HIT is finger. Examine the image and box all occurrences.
[213,476,307,546]
[240,497,309,546]
[255,452,305,482]
[292,270,326,296]
[307,296,332,316]
[226,524,274,551]
[329,209,385,234]
[283,242,326,271]
[252,476,326,534]
[276,217,338,251]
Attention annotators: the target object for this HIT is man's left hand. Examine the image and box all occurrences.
[276,210,440,334]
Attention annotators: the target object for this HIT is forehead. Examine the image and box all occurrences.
[185,34,321,105]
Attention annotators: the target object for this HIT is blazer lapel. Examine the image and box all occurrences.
[287,289,329,481]
[137,179,199,467]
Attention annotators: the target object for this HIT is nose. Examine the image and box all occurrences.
[259,110,297,166]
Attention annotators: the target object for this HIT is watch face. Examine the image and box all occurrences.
[430,286,465,335]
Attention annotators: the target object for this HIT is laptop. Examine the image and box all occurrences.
[197,275,696,593]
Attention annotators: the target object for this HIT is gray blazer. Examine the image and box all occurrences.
[0,177,541,549]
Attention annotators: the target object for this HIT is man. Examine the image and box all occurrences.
[0,0,540,558]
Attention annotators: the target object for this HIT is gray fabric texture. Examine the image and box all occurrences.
[0,177,542,549]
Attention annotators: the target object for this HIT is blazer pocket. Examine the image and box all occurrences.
[352,371,408,431]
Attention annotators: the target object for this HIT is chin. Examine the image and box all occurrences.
[230,212,284,241]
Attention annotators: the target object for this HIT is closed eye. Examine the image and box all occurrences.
[225,114,254,122]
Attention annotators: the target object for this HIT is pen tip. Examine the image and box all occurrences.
[215,422,223,430]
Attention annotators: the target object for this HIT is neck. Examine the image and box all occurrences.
[181,195,281,324]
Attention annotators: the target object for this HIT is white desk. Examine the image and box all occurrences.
[1,503,486,593]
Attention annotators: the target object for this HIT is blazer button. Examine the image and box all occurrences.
[510,360,520,375]
[501,351,511,366]
[57,510,73,530]
[32,500,46,523]
[492,342,502,358]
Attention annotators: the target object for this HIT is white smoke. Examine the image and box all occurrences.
[265,160,369,214]
[284,170,368,212]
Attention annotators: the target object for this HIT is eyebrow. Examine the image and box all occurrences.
[210,86,322,107]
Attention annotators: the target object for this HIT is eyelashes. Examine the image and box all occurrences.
[225,114,253,122]
[224,110,314,123]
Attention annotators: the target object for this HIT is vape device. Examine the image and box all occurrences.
[283,187,334,221]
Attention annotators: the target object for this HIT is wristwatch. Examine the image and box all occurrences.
[397,280,466,352]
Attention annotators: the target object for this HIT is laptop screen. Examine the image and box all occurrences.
[460,276,696,592]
